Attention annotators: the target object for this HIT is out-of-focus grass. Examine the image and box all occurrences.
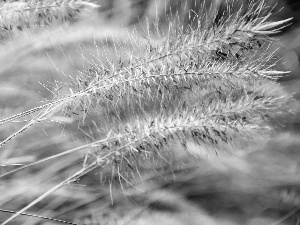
[0,1,300,225]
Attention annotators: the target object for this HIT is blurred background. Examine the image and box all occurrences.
[1,0,300,224]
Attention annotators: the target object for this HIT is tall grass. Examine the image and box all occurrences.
[0,0,298,225]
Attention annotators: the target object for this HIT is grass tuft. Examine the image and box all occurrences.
[0,1,297,225]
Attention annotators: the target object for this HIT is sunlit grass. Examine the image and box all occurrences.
[0,1,299,225]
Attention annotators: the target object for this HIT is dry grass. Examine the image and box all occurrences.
[0,0,299,225]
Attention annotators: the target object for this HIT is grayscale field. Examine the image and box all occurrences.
[0,1,300,224]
